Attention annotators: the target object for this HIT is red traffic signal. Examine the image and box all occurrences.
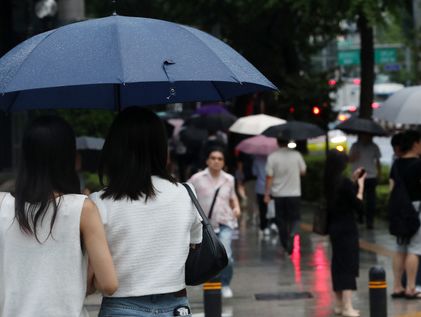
[312,106,321,115]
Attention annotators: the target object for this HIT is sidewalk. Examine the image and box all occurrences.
[85,203,421,316]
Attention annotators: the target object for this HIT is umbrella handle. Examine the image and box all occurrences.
[163,60,176,100]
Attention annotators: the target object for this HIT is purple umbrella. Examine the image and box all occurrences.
[235,135,277,156]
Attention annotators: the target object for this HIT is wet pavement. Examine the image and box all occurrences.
[85,203,421,316]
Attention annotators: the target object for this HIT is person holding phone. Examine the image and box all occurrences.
[325,150,365,317]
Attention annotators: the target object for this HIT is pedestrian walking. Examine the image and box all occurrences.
[236,152,258,226]
[349,133,381,229]
[389,130,421,299]
[189,147,241,298]
[325,150,365,317]
[252,155,271,237]
[264,137,306,254]
[0,116,118,317]
[90,107,203,316]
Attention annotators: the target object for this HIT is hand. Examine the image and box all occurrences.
[232,207,241,218]
[264,193,271,204]
[352,167,366,182]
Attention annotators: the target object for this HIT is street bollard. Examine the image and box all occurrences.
[369,266,387,317]
[203,277,222,317]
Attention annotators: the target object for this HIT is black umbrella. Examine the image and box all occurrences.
[185,113,237,132]
[179,126,208,148]
[335,117,386,136]
[262,121,325,140]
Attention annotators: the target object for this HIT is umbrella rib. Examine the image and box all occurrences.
[177,25,243,83]
[2,28,60,94]
[210,81,226,101]
[112,17,125,110]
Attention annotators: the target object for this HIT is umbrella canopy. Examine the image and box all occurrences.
[262,121,325,140]
[76,136,105,150]
[235,135,277,156]
[374,85,421,124]
[0,15,277,112]
[185,113,237,132]
[179,126,208,147]
[229,114,286,135]
[335,117,386,136]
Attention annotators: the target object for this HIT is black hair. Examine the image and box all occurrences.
[99,107,176,201]
[205,146,226,160]
[391,132,403,148]
[14,116,80,242]
[276,137,289,147]
[399,130,421,153]
[324,150,349,208]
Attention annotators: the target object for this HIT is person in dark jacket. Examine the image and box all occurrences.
[324,150,365,317]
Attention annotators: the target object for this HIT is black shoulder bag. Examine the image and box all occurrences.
[182,183,228,286]
[388,165,421,245]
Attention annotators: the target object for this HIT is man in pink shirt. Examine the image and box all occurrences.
[189,147,241,298]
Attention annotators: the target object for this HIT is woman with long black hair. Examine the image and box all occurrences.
[91,107,202,316]
[0,116,118,317]
[324,150,365,317]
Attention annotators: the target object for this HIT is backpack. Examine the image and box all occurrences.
[388,165,421,245]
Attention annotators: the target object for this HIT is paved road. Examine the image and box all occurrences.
[85,204,421,316]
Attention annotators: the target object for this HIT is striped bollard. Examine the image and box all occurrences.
[369,266,387,317]
[203,277,222,317]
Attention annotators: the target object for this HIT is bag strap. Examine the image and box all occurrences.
[182,183,210,226]
[0,192,7,208]
[208,187,221,220]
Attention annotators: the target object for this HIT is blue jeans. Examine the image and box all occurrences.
[217,224,234,286]
[98,293,192,317]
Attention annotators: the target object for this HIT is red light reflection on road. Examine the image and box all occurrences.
[290,235,302,289]
[312,243,332,317]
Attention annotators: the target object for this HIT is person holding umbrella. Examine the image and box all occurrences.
[349,133,381,229]
[90,108,203,316]
[264,137,306,254]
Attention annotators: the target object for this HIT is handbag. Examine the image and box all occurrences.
[182,183,228,286]
[388,165,421,245]
[312,200,328,235]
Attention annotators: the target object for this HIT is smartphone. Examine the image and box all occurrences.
[358,168,366,178]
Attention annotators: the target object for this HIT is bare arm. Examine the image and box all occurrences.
[264,175,273,204]
[80,199,118,296]
[230,194,241,218]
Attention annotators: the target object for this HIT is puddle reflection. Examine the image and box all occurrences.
[311,243,332,317]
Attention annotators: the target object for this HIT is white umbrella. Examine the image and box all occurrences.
[374,85,421,124]
[229,114,286,135]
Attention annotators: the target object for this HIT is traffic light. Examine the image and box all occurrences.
[312,106,321,116]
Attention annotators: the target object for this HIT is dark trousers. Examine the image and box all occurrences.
[364,178,377,227]
[256,194,268,230]
[273,197,300,249]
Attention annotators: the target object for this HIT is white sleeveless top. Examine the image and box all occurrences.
[90,177,202,297]
[0,193,89,317]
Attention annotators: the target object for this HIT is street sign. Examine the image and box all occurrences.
[375,48,397,64]
[337,47,397,66]
[338,50,360,66]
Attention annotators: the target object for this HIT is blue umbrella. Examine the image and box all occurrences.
[0,15,277,112]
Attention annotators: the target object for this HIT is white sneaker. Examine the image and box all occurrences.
[221,286,233,298]
[270,223,278,233]
[263,228,271,236]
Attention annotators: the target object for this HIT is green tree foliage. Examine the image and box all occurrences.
[57,109,115,137]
